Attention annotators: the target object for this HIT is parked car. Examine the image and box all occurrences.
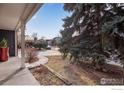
[46,45,52,50]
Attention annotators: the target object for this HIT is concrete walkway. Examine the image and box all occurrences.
[38,50,61,56]
[0,57,40,85]
[25,49,61,69]
[26,54,48,69]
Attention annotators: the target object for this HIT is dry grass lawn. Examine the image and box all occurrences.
[45,56,124,85]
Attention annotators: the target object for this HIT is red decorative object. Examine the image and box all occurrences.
[0,48,9,62]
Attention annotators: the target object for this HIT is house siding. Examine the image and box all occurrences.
[0,29,15,56]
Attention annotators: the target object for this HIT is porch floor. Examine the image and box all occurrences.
[0,57,40,85]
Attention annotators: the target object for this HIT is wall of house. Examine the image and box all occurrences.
[0,29,15,56]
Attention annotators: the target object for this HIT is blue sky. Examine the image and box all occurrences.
[26,3,70,39]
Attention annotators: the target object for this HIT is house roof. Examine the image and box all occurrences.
[0,4,42,31]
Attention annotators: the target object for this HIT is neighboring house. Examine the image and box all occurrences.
[18,33,34,48]
[52,37,62,46]
[0,4,42,68]
[46,39,53,46]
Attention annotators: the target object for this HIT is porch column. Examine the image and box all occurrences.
[15,30,18,56]
[21,23,26,68]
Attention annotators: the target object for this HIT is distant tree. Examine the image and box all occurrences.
[32,33,38,41]
[33,39,48,50]
[41,36,46,40]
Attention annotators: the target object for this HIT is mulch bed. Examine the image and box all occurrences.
[29,65,66,85]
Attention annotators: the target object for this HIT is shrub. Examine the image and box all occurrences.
[25,40,34,48]
[26,48,39,63]
[33,40,47,50]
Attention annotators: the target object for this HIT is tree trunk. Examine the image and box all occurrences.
[96,4,104,52]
